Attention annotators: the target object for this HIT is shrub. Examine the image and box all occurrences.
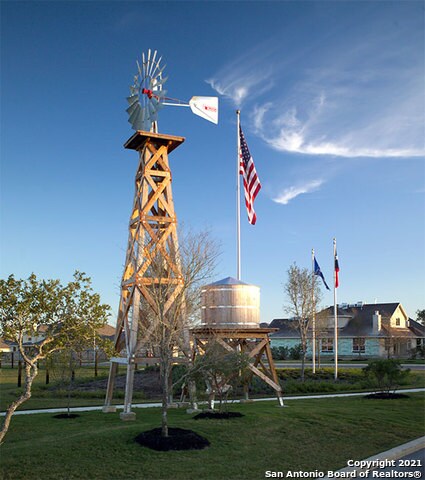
[410,346,425,360]
[271,346,289,360]
[362,359,410,394]
[289,344,303,360]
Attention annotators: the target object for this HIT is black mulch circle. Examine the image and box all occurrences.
[134,427,210,451]
[53,413,80,419]
[193,411,244,420]
[364,393,410,400]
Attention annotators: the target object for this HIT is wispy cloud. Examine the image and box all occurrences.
[208,12,425,159]
[273,179,324,205]
[253,76,425,158]
[206,45,275,107]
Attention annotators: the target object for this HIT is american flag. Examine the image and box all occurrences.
[239,125,261,225]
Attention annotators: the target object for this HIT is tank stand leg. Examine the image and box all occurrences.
[186,380,201,414]
[240,384,253,403]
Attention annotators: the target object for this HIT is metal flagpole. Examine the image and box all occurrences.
[236,110,241,280]
[312,248,316,374]
[333,238,338,380]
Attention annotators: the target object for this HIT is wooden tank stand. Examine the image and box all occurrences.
[190,327,284,407]
[103,130,191,420]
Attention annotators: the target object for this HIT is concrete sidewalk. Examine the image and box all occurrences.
[2,388,424,416]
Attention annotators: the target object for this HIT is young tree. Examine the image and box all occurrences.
[190,340,251,412]
[284,263,322,381]
[0,271,110,443]
[138,229,220,437]
[48,349,80,417]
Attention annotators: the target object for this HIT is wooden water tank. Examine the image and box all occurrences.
[201,277,260,328]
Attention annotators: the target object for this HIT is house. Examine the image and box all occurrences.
[269,302,425,359]
[0,338,12,354]
[0,324,116,365]
[78,324,116,363]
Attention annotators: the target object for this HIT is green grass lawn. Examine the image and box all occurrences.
[1,394,424,480]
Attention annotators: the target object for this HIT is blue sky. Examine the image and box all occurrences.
[1,1,424,325]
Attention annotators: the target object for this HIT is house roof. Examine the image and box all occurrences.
[320,303,400,322]
[269,319,302,338]
[408,318,425,336]
[97,324,116,338]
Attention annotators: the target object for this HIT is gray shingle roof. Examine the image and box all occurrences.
[269,319,300,338]
[408,318,425,336]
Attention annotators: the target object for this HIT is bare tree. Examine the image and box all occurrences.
[0,272,110,443]
[383,327,410,359]
[138,229,220,437]
[284,263,322,381]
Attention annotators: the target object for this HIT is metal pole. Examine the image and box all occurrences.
[312,248,316,374]
[333,238,338,380]
[236,110,241,280]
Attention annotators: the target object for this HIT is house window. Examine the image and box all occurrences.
[321,338,334,353]
[353,337,366,353]
[395,318,401,326]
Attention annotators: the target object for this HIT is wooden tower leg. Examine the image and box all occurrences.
[103,132,186,419]
[103,362,118,412]
[120,289,141,420]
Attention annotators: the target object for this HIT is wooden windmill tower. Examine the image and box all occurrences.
[103,50,218,419]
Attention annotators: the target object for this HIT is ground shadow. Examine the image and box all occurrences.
[134,427,210,451]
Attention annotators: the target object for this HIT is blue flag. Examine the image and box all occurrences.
[314,257,330,290]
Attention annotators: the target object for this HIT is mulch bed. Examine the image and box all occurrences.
[364,393,410,400]
[134,427,210,451]
[193,411,244,420]
[53,413,80,419]
[50,369,163,398]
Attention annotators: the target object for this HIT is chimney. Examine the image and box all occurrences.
[373,310,382,332]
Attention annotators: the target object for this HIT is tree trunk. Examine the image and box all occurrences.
[301,342,306,382]
[94,350,98,377]
[67,353,73,416]
[17,360,22,387]
[0,362,38,444]
[160,355,170,438]
[317,339,321,369]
